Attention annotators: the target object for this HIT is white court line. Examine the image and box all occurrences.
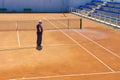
[74,30,120,59]
[50,16,120,59]
[0,44,77,51]
[0,40,17,42]
[9,17,116,80]
[48,17,115,72]
[9,71,120,80]
[43,17,115,72]
[21,43,77,46]
[43,44,77,46]
[16,20,21,47]
[15,44,77,48]
[0,46,18,48]
[17,31,21,47]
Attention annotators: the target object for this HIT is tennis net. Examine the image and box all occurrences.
[0,18,82,31]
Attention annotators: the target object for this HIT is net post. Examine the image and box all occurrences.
[80,18,82,29]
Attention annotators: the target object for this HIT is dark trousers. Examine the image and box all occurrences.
[37,32,42,47]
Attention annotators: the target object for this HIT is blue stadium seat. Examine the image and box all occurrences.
[107,2,120,8]
[78,0,120,24]
[91,1,103,5]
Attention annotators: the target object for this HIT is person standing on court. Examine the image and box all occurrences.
[36,20,43,50]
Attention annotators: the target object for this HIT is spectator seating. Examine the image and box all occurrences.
[107,2,120,8]
[92,1,103,5]
[100,6,120,13]
[79,1,100,12]
[79,1,103,10]
[78,0,120,25]
[93,1,120,19]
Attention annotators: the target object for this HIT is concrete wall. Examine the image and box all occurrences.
[68,0,92,8]
[0,0,3,8]
[4,0,68,12]
[0,0,91,12]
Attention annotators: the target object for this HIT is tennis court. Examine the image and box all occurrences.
[0,13,120,80]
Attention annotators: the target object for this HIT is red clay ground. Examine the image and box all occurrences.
[0,13,119,80]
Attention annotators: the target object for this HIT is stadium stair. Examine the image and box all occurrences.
[70,1,120,29]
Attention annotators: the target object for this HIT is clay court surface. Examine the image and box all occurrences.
[0,13,120,80]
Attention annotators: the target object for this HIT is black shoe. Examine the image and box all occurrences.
[36,46,42,50]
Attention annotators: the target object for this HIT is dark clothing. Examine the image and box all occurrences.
[36,24,43,47]
[37,32,42,46]
[37,24,43,33]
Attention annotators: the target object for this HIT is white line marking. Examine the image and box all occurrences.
[17,31,21,47]
[0,44,77,52]
[16,20,21,47]
[9,71,120,80]
[43,44,77,46]
[49,17,115,72]
[9,17,117,80]
[14,44,77,48]
[0,46,18,48]
[0,41,17,42]
[50,16,120,58]
[74,30,120,59]
[43,17,115,72]
[9,79,17,80]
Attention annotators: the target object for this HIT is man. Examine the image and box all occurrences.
[36,20,43,50]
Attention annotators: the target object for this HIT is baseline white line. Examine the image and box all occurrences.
[17,31,21,47]
[50,16,119,58]
[18,44,77,47]
[9,71,120,80]
[43,44,77,46]
[9,17,116,80]
[43,17,115,72]
[0,46,19,48]
[0,41,17,42]
[74,30,120,59]
[0,44,76,51]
